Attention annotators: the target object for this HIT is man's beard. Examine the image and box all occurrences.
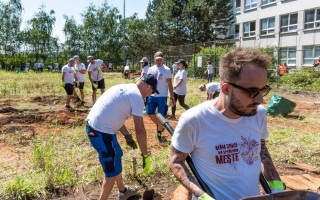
[228,91,259,117]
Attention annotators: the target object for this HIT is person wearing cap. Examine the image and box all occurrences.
[146,51,175,142]
[85,74,158,200]
[205,60,214,82]
[61,58,78,109]
[199,82,221,100]
[169,48,283,200]
[140,57,150,77]
[73,55,87,105]
[169,59,190,120]
[87,55,108,104]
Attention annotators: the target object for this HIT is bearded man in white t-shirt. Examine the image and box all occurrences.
[85,74,159,200]
[87,55,108,104]
[169,48,284,200]
[146,51,175,142]
[73,55,87,105]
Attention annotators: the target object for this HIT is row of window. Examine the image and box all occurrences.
[280,46,320,66]
[232,8,320,38]
[235,0,289,13]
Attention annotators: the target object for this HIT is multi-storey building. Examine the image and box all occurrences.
[229,0,320,68]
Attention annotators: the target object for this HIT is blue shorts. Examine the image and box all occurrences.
[146,96,167,116]
[86,124,123,178]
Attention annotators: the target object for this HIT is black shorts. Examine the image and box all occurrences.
[64,83,74,95]
[92,79,105,90]
[74,82,85,89]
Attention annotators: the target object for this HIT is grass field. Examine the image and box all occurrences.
[0,70,319,199]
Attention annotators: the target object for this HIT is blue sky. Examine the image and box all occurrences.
[2,0,148,42]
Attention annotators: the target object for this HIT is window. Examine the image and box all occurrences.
[244,0,257,11]
[261,17,275,35]
[280,47,296,66]
[235,0,241,13]
[304,8,320,29]
[303,46,320,65]
[280,13,298,32]
[261,0,276,6]
[243,21,256,37]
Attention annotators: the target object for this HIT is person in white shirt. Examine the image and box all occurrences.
[205,61,213,82]
[25,62,30,73]
[169,48,284,200]
[146,51,175,142]
[199,82,221,100]
[61,58,78,109]
[85,74,159,200]
[123,65,130,79]
[73,55,87,105]
[54,63,59,72]
[87,55,108,104]
[172,62,178,76]
[170,59,190,120]
[140,57,150,77]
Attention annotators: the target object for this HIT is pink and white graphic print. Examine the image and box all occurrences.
[239,136,259,165]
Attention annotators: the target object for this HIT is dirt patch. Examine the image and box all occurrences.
[0,107,21,113]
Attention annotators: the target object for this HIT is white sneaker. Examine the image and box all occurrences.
[118,186,139,200]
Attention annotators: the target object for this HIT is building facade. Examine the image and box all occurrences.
[229,0,320,68]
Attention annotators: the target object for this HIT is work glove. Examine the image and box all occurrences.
[268,180,285,193]
[124,134,137,149]
[142,152,152,175]
[93,83,98,89]
[198,193,215,200]
[75,65,79,71]
[61,82,65,87]
[97,67,101,71]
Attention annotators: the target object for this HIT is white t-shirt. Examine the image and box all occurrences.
[141,65,150,76]
[147,65,172,97]
[55,63,59,69]
[171,101,268,200]
[207,64,213,74]
[206,82,220,94]
[75,62,86,82]
[86,84,144,134]
[87,59,104,81]
[172,63,178,72]
[61,65,76,84]
[124,66,130,71]
[174,69,187,95]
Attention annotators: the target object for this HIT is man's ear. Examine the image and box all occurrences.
[221,83,229,95]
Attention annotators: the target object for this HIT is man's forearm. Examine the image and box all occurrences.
[169,146,205,197]
[135,127,147,155]
[260,139,281,181]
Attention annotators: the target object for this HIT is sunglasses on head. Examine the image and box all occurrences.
[226,82,272,98]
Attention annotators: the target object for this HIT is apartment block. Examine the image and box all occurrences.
[229,0,320,68]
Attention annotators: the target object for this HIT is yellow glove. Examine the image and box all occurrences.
[75,65,79,71]
[61,82,65,87]
[97,67,101,71]
[93,83,98,89]
[198,193,215,200]
[142,152,152,175]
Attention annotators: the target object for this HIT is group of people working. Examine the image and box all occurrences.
[82,48,285,200]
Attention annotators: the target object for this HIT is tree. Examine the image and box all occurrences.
[63,16,83,56]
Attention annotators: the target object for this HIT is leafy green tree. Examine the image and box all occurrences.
[63,16,83,56]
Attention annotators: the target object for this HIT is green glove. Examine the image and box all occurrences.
[75,65,79,71]
[268,180,285,193]
[61,82,65,87]
[124,134,137,149]
[93,83,98,89]
[97,67,101,71]
[142,152,152,175]
[198,193,215,200]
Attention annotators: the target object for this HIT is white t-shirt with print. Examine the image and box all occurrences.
[171,101,268,200]
[61,65,76,84]
[147,65,172,97]
[206,82,220,94]
[207,64,213,74]
[87,59,104,81]
[86,84,144,134]
[174,69,187,95]
[141,65,150,76]
[75,62,86,82]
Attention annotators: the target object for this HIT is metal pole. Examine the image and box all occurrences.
[123,0,126,67]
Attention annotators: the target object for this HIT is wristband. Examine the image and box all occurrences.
[268,180,285,189]
[142,151,151,158]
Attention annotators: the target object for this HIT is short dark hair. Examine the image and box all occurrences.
[219,47,270,82]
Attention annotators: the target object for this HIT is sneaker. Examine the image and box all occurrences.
[64,104,72,109]
[118,186,139,200]
[168,115,176,120]
[73,97,81,103]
